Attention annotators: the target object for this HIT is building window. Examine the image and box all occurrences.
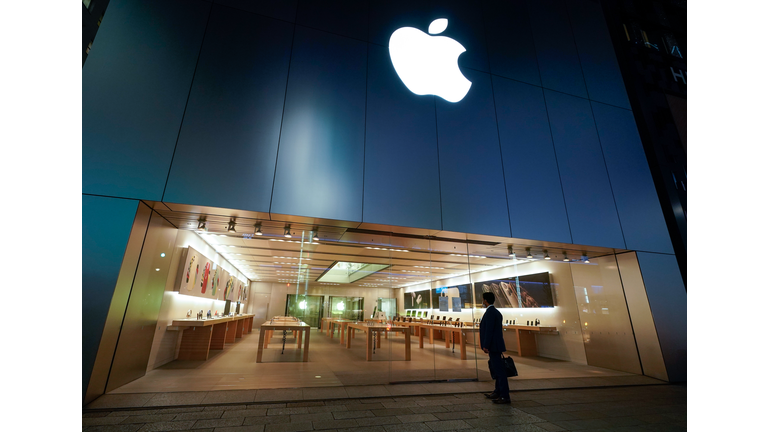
[86,40,93,55]
[662,33,683,58]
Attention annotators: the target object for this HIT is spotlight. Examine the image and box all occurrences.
[196,219,207,232]
[544,250,550,260]
[284,225,291,238]
[312,227,319,242]
[227,220,236,233]
[254,223,263,236]
[526,247,533,259]
[583,252,590,264]
[563,252,569,262]
[508,245,515,258]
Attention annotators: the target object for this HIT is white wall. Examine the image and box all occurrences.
[146,230,251,371]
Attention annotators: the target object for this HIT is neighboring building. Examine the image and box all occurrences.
[602,0,687,285]
[82,0,686,405]
[82,0,111,66]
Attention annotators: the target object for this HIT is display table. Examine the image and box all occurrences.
[170,314,254,361]
[327,319,355,338]
[395,321,423,337]
[257,321,311,363]
[321,317,334,333]
[417,323,477,360]
[502,325,558,357]
[346,322,410,361]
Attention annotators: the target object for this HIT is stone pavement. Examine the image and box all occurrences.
[82,384,686,431]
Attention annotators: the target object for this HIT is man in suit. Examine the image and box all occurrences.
[480,292,510,404]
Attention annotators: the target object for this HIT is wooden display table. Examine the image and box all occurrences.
[502,325,558,357]
[394,320,424,337]
[257,321,311,363]
[321,317,334,332]
[417,323,477,360]
[170,314,254,361]
[327,319,355,337]
[345,322,410,361]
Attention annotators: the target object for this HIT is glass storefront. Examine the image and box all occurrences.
[95,210,657,394]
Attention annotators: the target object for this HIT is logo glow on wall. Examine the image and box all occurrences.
[389,19,471,103]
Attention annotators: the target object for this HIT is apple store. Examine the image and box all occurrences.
[82,0,686,404]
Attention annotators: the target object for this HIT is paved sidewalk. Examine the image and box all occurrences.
[82,384,686,431]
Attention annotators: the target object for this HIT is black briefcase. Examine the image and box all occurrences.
[489,354,518,379]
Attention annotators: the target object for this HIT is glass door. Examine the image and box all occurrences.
[285,294,324,327]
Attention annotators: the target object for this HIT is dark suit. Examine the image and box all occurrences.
[480,304,509,399]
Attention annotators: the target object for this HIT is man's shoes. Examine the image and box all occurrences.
[492,398,511,404]
[484,392,500,399]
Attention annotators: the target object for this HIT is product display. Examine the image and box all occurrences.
[472,272,554,309]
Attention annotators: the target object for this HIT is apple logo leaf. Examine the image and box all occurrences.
[428,18,448,35]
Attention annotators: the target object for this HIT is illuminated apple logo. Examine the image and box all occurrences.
[389,18,471,103]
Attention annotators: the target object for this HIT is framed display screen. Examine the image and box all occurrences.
[473,272,553,308]
[432,284,471,309]
[404,289,430,309]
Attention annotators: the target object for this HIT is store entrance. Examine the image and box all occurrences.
[94,207,653,397]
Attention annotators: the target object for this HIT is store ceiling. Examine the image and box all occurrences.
[153,205,624,288]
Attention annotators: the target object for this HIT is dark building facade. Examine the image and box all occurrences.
[82,0,686,404]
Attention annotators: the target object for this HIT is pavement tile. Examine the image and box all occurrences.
[360,397,395,404]
[302,387,348,400]
[335,426,387,432]
[383,423,433,432]
[345,387,390,399]
[369,408,403,417]
[243,416,290,426]
[212,426,265,432]
[192,418,245,429]
[84,426,143,432]
[346,403,384,411]
[600,417,648,427]
[416,399,455,407]
[433,411,478,420]
[175,411,224,421]
[206,406,247,412]
[109,409,161,417]
[255,390,303,403]
[84,412,113,418]
[326,399,359,406]
[534,423,567,432]
[121,414,178,424]
[263,422,313,432]
[641,422,686,431]
[223,409,267,419]
[289,412,335,423]
[550,419,612,430]
[287,402,324,408]
[407,406,448,414]
[532,412,577,422]
[332,411,374,420]
[135,421,197,432]
[308,405,349,414]
[311,419,359,430]
[158,407,208,414]
[495,425,551,432]
[355,415,401,426]
[381,401,421,409]
[397,413,440,423]
[83,417,130,426]
[249,404,287,409]
[267,408,309,416]
[424,419,473,431]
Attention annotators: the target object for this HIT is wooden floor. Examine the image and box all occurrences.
[109,328,636,393]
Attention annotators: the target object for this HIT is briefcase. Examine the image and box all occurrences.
[489,354,518,379]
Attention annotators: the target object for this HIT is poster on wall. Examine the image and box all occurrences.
[181,250,198,292]
[199,261,212,294]
[404,289,430,309]
[216,267,231,301]
[452,297,462,312]
[438,296,449,312]
[473,272,553,308]
[209,263,220,297]
[223,275,236,301]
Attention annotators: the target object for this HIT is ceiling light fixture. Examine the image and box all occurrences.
[227,219,236,233]
[526,247,533,259]
[254,223,263,236]
[583,252,590,264]
[284,225,291,238]
[563,252,569,262]
[544,250,550,260]
[312,227,319,242]
[508,245,515,259]
[196,219,207,232]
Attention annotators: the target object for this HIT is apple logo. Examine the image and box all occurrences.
[389,18,471,103]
